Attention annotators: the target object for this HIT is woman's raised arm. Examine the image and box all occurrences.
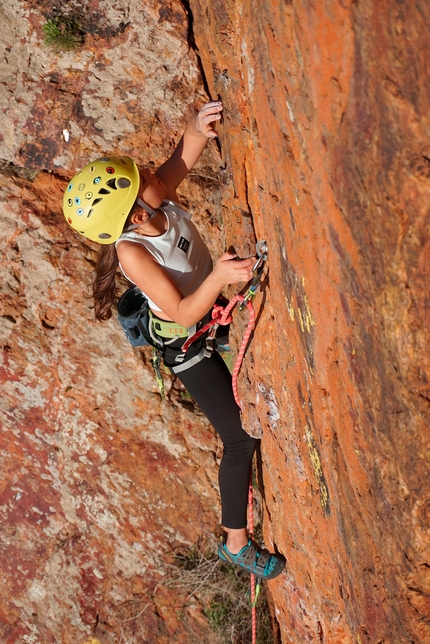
[155,101,223,197]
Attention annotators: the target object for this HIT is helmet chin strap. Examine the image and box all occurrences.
[136,197,157,219]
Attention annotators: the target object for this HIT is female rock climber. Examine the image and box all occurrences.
[62,101,285,580]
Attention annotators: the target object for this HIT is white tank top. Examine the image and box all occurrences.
[116,200,213,311]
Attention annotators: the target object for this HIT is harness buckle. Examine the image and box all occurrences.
[204,336,216,358]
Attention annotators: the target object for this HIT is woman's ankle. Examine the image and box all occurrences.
[223,527,249,555]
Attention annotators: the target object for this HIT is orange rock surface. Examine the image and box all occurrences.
[1,0,429,642]
[190,0,430,641]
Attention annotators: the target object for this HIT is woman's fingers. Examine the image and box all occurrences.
[215,253,255,284]
[194,102,223,137]
[201,112,222,123]
[200,100,223,112]
[218,251,238,262]
[201,104,223,121]
[219,251,255,263]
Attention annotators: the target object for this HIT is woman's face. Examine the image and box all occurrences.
[138,168,167,210]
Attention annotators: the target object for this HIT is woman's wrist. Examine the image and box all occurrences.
[189,116,208,138]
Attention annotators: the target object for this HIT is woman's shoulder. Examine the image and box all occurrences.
[116,237,154,267]
[116,231,144,249]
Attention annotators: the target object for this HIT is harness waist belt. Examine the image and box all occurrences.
[149,311,189,339]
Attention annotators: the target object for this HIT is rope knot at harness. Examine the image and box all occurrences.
[211,304,233,326]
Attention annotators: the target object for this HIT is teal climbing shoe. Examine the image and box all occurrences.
[218,538,286,580]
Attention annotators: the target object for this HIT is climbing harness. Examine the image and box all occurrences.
[148,312,189,339]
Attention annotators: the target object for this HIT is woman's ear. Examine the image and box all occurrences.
[130,209,148,226]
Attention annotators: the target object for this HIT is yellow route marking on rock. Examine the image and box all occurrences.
[297,307,305,332]
[302,293,316,332]
[286,297,295,321]
[304,424,329,514]
[287,276,316,332]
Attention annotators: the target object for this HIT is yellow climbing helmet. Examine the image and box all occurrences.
[62,156,140,244]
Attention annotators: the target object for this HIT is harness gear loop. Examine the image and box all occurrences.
[148,312,198,397]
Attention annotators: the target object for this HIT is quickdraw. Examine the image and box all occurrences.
[239,240,268,310]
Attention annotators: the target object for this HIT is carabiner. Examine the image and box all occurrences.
[252,240,268,274]
[256,240,268,260]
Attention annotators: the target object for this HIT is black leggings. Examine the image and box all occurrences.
[165,344,258,529]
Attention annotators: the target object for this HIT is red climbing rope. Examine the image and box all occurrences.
[228,298,255,409]
[248,477,257,644]
[182,294,256,408]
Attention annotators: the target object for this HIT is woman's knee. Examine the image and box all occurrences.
[223,435,258,460]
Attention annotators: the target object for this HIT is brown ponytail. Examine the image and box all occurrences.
[92,244,120,321]
[92,211,135,321]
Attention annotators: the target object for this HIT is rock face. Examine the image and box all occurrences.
[1,0,429,643]
[189,0,430,641]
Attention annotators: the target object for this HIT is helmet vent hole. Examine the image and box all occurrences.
[98,188,111,195]
[106,178,117,190]
[87,208,94,219]
[98,233,112,240]
[117,178,131,189]
[92,198,103,206]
